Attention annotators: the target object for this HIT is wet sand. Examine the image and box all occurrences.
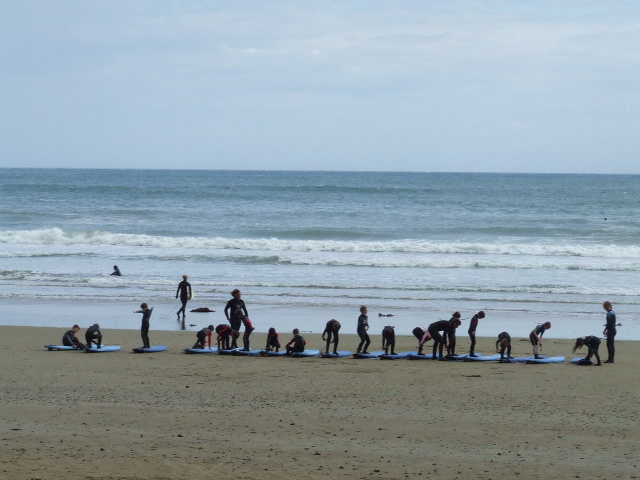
[1,326,638,480]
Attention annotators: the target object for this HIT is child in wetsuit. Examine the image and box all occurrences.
[468,310,485,357]
[62,325,86,349]
[530,322,551,359]
[240,314,255,351]
[286,328,306,355]
[133,302,153,349]
[85,324,102,349]
[215,324,232,350]
[573,335,602,366]
[193,325,214,349]
[381,325,396,355]
[412,326,432,354]
[496,331,512,362]
[322,319,341,355]
[265,327,281,352]
[356,305,371,354]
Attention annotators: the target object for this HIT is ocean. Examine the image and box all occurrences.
[1,168,639,340]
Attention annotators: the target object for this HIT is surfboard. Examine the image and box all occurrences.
[321,350,352,358]
[218,348,241,355]
[572,357,594,365]
[353,350,385,359]
[510,356,547,363]
[406,352,435,360]
[132,345,168,353]
[290,349,320,357]
[260,349,287,356]
[464,354,501,362]
[85,345,121,353]
[379,351,418,360]
[184,347,219,354]
[44,345,83,351]
[525,356,566,364]
[233,348,262,356]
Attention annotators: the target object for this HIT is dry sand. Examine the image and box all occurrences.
[1,326,638,480]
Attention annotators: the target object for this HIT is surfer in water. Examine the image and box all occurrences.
[224,289,248,349]
[468,311,485,357]
[573,336,602,366]
[175,274,192,319]
[356,305,371,354]
[530,321,551,359]
[133,302,153,349]
[111,265,121,276]
[62,324,85,349]
[322,319,341,355]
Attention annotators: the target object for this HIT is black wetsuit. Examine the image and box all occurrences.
[266,331,281,351]
[428,320,452,359]
[446,317,460,355]
[382,326,395,355]
[176,280,192,317]
[357,314,370,353]
[85,325,102,349]
[62,329,83,348]
[286,334,306,354]
[605,310,616,362]
[224,297,247,330]
[135,307,153,349]
[468,314,479,355]
[194,327,214,349]
[584,335,602,364]
[496,332,511,360]
[323,319,341,354]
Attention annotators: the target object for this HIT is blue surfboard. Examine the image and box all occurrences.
[406,352,435,360]
[260,349,287,356]
[218,348,241,355]
[184,347,219,354]
[379,351,418,360]
[233,348,262,356]
[572,357,594,365]
[132,345,168,353]
[464,354,501,362]
[525,356,565,364]
[85,345,121,353]
[510,356,547,363]
[290,349,320,357]
[321,350,352,358]
[44,345,83,351]
[353,350,385,359]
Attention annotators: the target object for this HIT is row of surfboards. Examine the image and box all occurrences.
[43,345,588,363]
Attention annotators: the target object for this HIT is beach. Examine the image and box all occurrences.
[2,326,638,480]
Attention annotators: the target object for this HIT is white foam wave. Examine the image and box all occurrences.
[2,228,640,260]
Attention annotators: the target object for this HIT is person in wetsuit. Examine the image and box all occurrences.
[356,305,371,354]
[468,310,485,357]
[573,335,602,366]
[133,302,153,349]
[265,327,281,352]
[496,331,512,362]
[241,314,255,351]
[529,321,551,359]
[427,318,461,360]
[111,265,121,276]
[381,325,396,355]
[62,325,85,349]
[602,301,618,363]
[215,324,232,350]
[446,311,462,356]
[175,274,192,319]
[85,324,102,349]
[193,325,214,349]
[322,319,341,355]
[286,328,306,355]
[224,289,248,348]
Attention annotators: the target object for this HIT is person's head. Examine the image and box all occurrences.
[93,323,99,328]
[183,274,188,280]
[113,265,118,270]
[572,337,585,353]
[140,302,148,310]
[477,311,485,319]
[332,320,341,330]
[543,321,551,329]
[268,327,276,335]
[293,328,300,335]
[231,288,241,298]
[360,305,368,314]
[207,325,214,331]
[452,319,461,328]
[498,338,508,349]
[72,324,80,333]
[452,311,461,319]
[603,301,612,311]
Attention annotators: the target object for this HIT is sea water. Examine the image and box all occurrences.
[1,168,639,339]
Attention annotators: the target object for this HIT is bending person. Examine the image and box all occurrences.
[573,335,602,366]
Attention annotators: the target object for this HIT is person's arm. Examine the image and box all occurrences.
[188,283,192,300]
[224,301,231,320]
[176,284,180,299]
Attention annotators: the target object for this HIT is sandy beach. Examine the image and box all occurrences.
[1,326,638,480]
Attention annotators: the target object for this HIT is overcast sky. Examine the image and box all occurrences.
[1,1,638,173]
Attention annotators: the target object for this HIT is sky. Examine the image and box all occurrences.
[1,1,639,173]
